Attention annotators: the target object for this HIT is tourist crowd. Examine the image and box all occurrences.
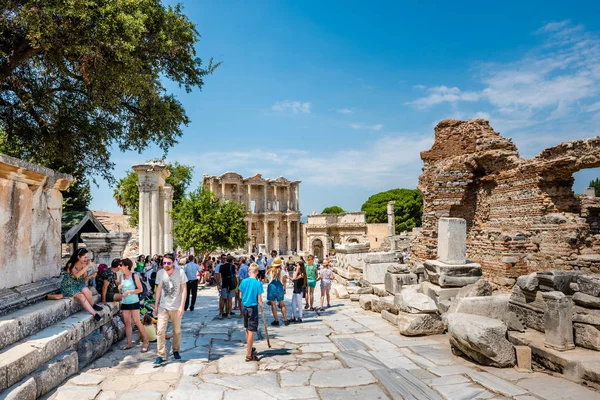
[58,247,335,367]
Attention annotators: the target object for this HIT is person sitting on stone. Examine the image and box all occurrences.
[99,258,125,304]
[60,248,103,321]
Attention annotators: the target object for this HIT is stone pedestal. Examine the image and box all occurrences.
[437,218,466,264]
[81,233,132,267]
[384,272,418,294]
[424,260,482,288]
[542,291,575,352]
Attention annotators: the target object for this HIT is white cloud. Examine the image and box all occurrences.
[350,123,384,131]
[408,21,600,132]
[337,108,354,114]
[408,86,480,109]
[413,84,426,89]
[271,100,312,114]
[188,134,432,188]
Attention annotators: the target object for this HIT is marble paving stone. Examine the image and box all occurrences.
[279,371,313,387]
[56,386,102,400]
[223,388,277,400]
[97,391,117,400]
[301,358,344,370]
[408,368,438,381]
[369,350,420,370]
[478,366,541,382]
[69,372,106,386]
[310,367,377,388]
[299,342,339,353]
[164,363,182,374]
[133,361,157,375]
[260,385,319,399]
[331,337,369,351]
[183,362,206,376]
[424,375,470,386]
[281,335,332,344]
[433,383,494,400]
[382,336,441,348]
[428,365,476,377]
[119,391,163,400]
[516,376,600,400]
[335,350,387,370]
[218,356,260,375]
[409,345,456,366]
[325,319,373,334]
[318,384,391,400]
[355,335,398,350]
[465,371,528,397]
[398,348,437,369]
[373,368,444,400]
[216,372,279,391]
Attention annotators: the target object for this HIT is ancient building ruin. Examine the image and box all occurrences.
[202,172,302,254]
[412,119,600,284]
[133,161,174,256]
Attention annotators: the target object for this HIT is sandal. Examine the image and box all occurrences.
[141,342,150,353]
[120,344,133,350]
[245,353,259,362]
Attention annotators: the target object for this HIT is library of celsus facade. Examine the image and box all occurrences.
[202,172,302,254]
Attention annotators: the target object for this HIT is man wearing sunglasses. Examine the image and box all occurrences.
[153,253,188,367]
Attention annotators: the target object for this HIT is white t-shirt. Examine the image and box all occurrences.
[157,268,188,311]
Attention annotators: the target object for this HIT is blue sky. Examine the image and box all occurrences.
[90,0,600,215]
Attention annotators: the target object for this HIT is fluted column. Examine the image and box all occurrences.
[286,185,291,212]
[263,184,267,212]
[163,185,173,253]
[264,220,269,249]
[287,220,292,253]
[138,185,151,255]
[247,220,252,253]
[150,188,160,255]
[247,184,252,211]
[296,221,301,252]
[158,188,165,253]
[295,185,300,211]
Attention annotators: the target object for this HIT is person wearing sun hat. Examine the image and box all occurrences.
[266,257,289,326]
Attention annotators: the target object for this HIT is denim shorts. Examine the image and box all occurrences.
[267,280,284,302]
[220,287,235,299]
[243,305,259,332]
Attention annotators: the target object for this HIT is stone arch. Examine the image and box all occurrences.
[311,238,324,260]
[346,236,360,243]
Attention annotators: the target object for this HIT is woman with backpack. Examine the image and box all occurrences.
[119,258,150,352]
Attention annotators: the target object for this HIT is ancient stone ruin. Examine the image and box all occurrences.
[411,119,600,285]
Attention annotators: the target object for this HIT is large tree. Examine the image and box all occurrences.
[171,189,248,255]
[361,189,423,233]
[113,162,193,226]
[0,0,218,207]
[321,206,345,214]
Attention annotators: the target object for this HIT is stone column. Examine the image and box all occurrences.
[247,184,252,211]
[275,220,280,253]
[221,182,226,200]
[138,185,151,255]
[542,291,575,351]
[294,185,300,211]
[286,185,290,211]
[158,188,165,253]
[150,188,160,255]
[274,186,278,211]
[264,220,269,249]
[209,179,215,194]
[247,219,253,253]
[287,220,292,253]
[387,201,396,235]
[296,221,301,252]
[163,185,173,253]
[263,184,267,212]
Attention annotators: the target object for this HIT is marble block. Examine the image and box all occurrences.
[437,218,467,265]
[424,260,482,288]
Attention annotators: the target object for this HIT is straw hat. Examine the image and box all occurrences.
[270,257,283,268]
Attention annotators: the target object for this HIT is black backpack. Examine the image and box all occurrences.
[136,273,148,301]
[221,263,236,290]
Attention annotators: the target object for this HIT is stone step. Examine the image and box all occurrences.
[0,297,86,352]
[0,278,61,317]
[0,302,118,392]
[0,349,78,400]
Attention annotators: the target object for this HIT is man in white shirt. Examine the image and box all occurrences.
[154,253,187,367]
[183,256,201,311]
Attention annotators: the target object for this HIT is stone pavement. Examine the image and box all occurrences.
[46,284,600,400]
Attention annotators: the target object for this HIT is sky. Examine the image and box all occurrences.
[90,0,600,215]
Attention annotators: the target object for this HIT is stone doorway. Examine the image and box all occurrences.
[312,239,324,260]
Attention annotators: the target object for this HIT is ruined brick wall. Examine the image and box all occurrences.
[412,119,600,285]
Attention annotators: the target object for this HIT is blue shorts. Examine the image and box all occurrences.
[267,280,284,302]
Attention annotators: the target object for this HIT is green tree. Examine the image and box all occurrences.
[171,189,248,255]
[113,162,193,226]
[361,189,423,233]
[0,0,219,208]
[590,178,600,197]
[321,206,346,214]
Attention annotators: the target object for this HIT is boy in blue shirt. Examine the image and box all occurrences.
[238,263,264,362]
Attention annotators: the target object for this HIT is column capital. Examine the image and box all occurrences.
[137,182,158,192]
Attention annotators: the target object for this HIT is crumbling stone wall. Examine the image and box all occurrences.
[412,119,600,284]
